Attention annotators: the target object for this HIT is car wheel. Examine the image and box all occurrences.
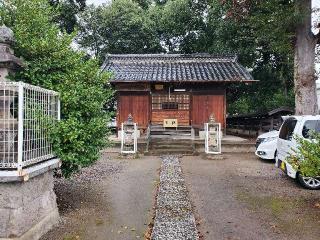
[297,173,320,190]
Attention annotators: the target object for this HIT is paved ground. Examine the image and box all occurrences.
[41,152,320,240]
[182,154,320,240]
[41,153,161,240]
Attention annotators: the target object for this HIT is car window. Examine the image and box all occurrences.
[302,120,320,138]
[279,118,297,140]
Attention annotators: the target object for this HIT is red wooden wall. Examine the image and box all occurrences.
[191,95,226,128]
[117,92,226,129]
[117,93,150,129]
[151,110,189,125]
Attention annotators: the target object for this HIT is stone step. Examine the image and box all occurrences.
[195,145,255,153]
[150,139,192,146]
[150,144,193,149]
[150,139,193,143]
[150,139,192,143]
[145,149,195,156]
[149,145,194,151]
[150,126,192,129]
[110,135,256,154]
[148,141,255,154]
[150,125,192,130]
[150,137,193,141]
[150,130,191,137]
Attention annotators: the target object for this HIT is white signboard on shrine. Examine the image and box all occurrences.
[163,119,178,128]
[205,122,221,154]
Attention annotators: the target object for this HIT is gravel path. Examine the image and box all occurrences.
[151,156,199,240]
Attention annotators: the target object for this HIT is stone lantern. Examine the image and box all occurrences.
[121,114,138,154]
[205,113,222,154]
[0,26,60,240]
[0,25,23,165]
[0,25,23,80]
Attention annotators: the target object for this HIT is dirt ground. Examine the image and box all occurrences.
[41,153,161,240]
[182,154,320,240]
[41,152,320,240]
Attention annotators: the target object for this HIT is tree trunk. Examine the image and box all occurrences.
[294,0,318,115]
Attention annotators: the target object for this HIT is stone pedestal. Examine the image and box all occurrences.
[0,170,59,240]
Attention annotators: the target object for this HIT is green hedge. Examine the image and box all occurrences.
[0,0,113,176]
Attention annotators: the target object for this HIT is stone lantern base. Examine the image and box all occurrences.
[0,168,59,240]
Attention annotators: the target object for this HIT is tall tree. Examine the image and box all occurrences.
[77,0,162,60]
[77,5,105,57]
[294,0,318,114]
[196,0,295,114]
[149,0,207,53]
[133,0,151,9]
[223,0,319,115]
[49,0,86,33]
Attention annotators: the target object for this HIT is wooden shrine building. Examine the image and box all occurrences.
[102,54,255,132]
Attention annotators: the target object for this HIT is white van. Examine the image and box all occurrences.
[276,115,320,189]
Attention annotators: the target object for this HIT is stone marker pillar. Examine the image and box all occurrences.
[0,25,60,240]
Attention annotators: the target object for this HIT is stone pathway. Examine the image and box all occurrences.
[151,156,199,240]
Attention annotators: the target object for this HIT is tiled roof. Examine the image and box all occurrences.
[102,54,254,83]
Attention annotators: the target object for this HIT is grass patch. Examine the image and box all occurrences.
[63,235,80,240]
[235,190,320,236]
[95,218,104,226]
[236,191,303,216]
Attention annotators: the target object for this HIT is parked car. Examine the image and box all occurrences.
[276,115,320,189]
[255,130,278,160]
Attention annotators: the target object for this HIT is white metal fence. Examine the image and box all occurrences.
[0,82,60,170]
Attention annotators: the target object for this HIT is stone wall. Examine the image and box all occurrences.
[0,171,59,240]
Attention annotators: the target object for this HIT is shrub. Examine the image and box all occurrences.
[0,0,113,176]
[287,133,320,178]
